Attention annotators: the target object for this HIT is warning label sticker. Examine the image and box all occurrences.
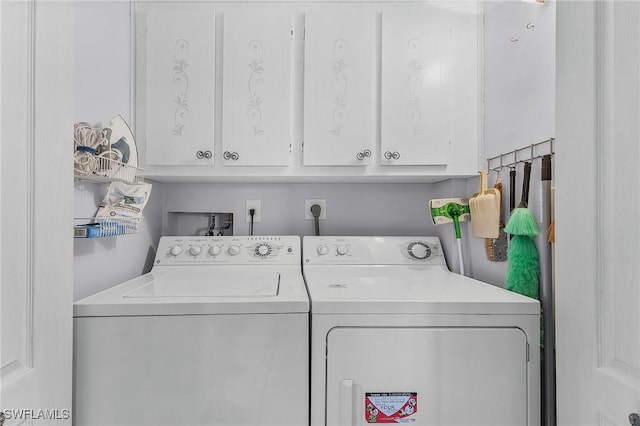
[365,392,418,423]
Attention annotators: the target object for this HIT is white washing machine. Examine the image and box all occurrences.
[303,236,540,426]
[74,236,309,426]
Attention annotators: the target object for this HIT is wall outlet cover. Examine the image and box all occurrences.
[305,199,327,220]
[245,200,261,223]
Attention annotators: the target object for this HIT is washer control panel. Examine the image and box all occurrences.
[156,236,300,265]
[304,236,446,265]
[407,241,431,260]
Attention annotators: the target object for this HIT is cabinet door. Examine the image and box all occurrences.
[303,8,374,166]
[222,10,291,166]
[143,4,215,166]
[381,7,451,166]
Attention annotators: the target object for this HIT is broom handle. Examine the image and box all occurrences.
[453,214,462,239]
[452,215,465,275]
[457,237,465,276]
[539,154,555,426]
[510,168,516,212]
[520,162,532,208]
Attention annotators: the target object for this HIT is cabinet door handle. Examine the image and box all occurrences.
[384,151,400,160]
[223,151,239,161]
[356,149,371,160]
[196,150,213,160]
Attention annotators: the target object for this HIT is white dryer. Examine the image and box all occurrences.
[74,236,309,426]
[303,236,540,426]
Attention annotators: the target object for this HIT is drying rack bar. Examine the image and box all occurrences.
[486,137,555,171]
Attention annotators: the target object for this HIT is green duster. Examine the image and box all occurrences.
[505,235,539,299]
[504,161,540,299]
[503,161,543,360]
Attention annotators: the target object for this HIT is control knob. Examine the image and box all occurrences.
[316,245,329,256]
[255,243,272,257]
[189,246,202,256]
[336,245,349,256]
[170,245,182,256]
[228,245,241,256]
[209,245,221,256]
[408,242,431,260]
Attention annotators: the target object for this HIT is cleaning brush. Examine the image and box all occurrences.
[504,162,539,237]
[485,178,507,262]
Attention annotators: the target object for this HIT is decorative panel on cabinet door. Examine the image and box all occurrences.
[222,10,291,166]
[142,3,215,166]
[303,8,374,166]
[381,6,451,166]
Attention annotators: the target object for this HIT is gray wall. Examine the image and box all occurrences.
[73,182,163,300]
[73,1,164,300]
[162,183,439,237]
[161,180,471,273]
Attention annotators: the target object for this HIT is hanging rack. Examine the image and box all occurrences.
[486,137,556,426]
[486,138,554,172]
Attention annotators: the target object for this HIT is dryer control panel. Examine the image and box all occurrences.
[303,236,447,265]
[155,236,300,265]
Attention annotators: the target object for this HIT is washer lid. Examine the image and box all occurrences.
[74,265,309,317]
[303,266,539,315]
[123,270,279,298]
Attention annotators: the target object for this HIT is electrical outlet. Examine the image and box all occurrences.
[305,199,327,220]
[245,200,261,223]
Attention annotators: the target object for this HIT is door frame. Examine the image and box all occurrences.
[1,1,74,424]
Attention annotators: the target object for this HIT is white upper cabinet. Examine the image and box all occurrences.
[303,8,374,166]
[140,3,216,166]
[222,10,292,166]
[135,1,480,181]
[381,6,451,166]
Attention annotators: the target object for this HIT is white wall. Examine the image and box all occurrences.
[73,1,164,300]
[74,1,131,123]
[465,0,555,287]
[484,0,556,157]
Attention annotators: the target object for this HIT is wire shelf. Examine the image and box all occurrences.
[74,156,144,184]
[74,217,143,238]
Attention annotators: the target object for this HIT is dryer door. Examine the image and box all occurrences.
[326,327,529,426]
